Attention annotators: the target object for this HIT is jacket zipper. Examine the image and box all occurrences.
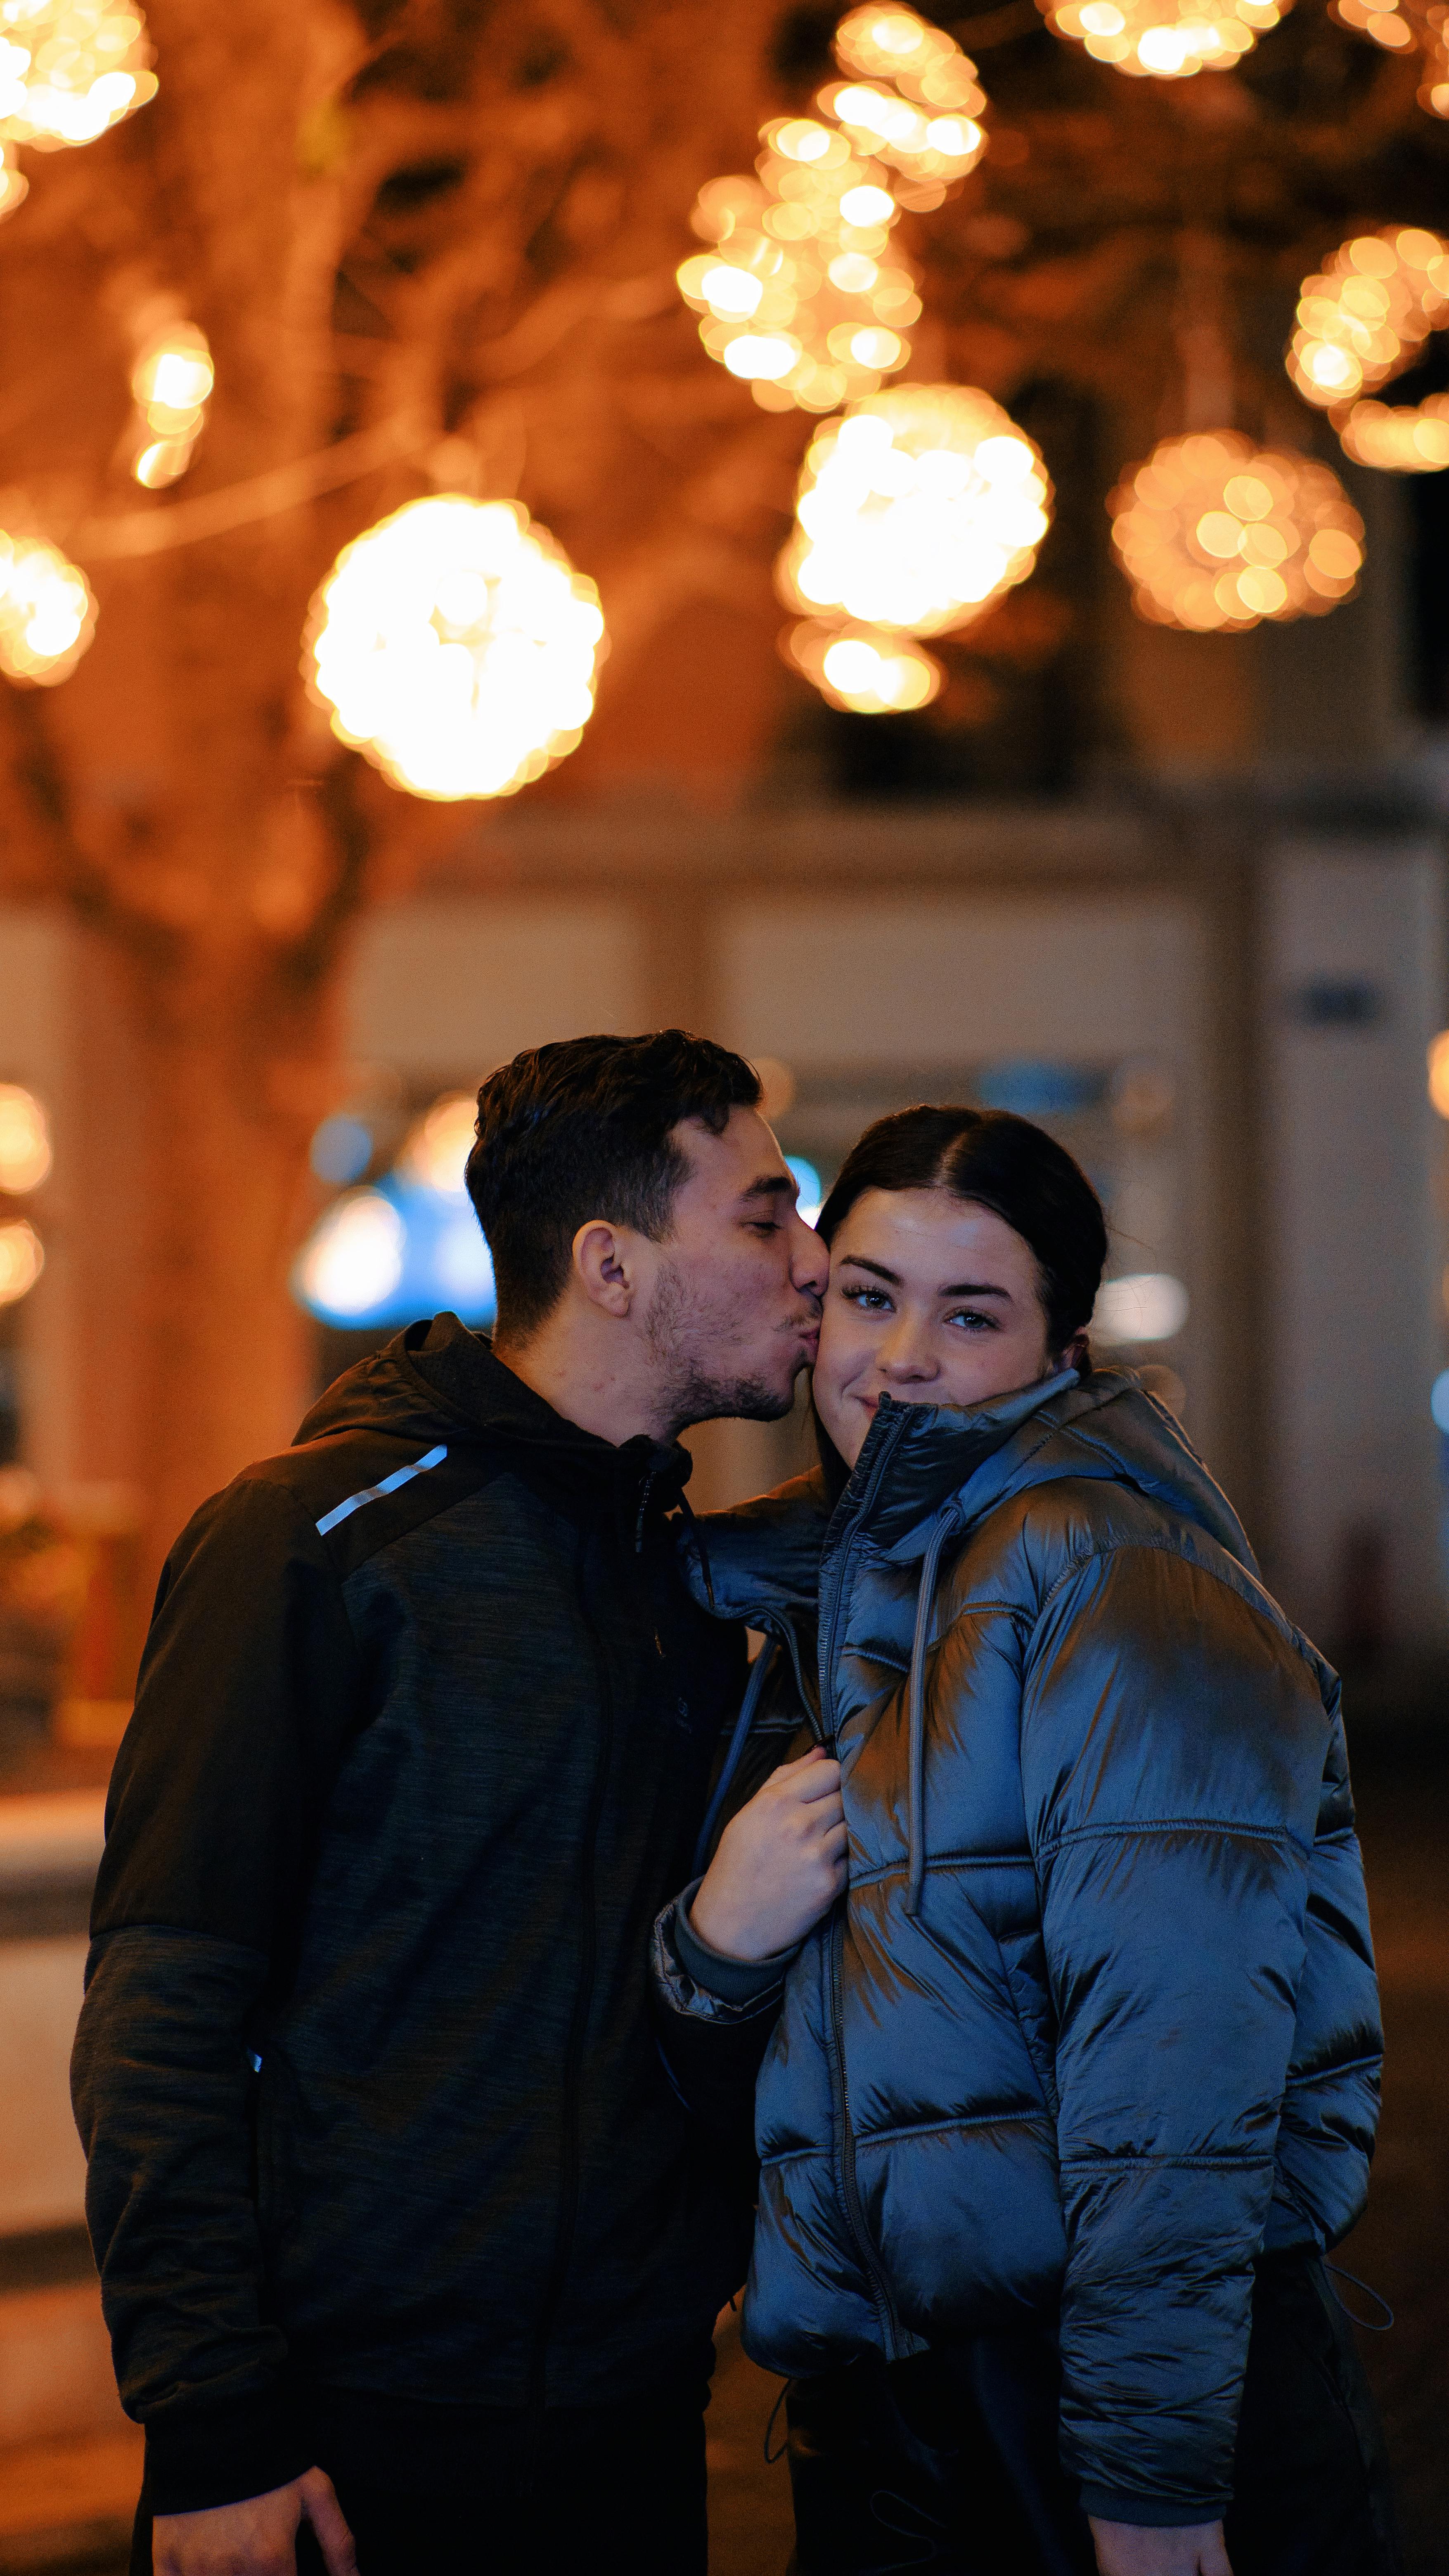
[816,1414,910,2358]
[524,1527,613,2448]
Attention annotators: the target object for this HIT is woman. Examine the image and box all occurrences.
[652,1105,1394,2576]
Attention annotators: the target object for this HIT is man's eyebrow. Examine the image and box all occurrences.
[739,1171,796,1203]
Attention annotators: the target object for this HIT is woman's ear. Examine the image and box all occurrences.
[1062,1331,1091,1376]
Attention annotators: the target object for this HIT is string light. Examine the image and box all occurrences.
[1109,432,1364,631]
[0,525,95,682]
[779,387,1051,634]
[1331,0,1449,116]
[305,495,606,803]
[0,142,26,216]
[784,616,942,711]
[678,4,982,414]
[1338,393,1449,471]
[1287,228,1449,411]
[0,1085,51,1194]
[129,322,213,488]
[777,386,1050,715]
[0,0,156,150]
[0,1218,43,1307]
[1036,0,1290,78]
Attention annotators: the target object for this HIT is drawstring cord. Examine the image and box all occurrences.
[1324,2261,1395,2332]
[676,1487,716,1608]
[692,1636,778,1876]
[904,1507,960,1920]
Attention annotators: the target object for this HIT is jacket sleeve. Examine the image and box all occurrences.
[1019,1539,1338,2529]
[70,1473,364,2515]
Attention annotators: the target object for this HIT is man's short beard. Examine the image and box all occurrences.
[644,1260,801,1434]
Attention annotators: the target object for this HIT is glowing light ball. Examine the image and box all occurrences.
[399,1094,476,1198]
[1338,393,1449,472]
[784,616,942,712]
[1037,0,1290,76]
[0,1085,51,1194]
[0,0,156,150]
[130,322,213,488]
[677,5,983,415]
[1331,0,1449,115]
[0,143,26,216]
[777,387,1053,639]
[0,1218,43,1307]
[1108,433,1364,632]
[294,1190,405,1321]
[1286,229,1449,417]
[0,526,95,682]
[305,497,606,803]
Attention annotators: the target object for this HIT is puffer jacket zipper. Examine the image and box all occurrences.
[524,1525,613,2443]
[817,1411,910,2358]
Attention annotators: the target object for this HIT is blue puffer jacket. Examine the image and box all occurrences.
[654,1366,1382,2527]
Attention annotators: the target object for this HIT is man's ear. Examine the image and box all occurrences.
[572,1218,637,1319]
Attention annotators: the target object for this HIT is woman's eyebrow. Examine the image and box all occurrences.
[840,1255,902,1284]
[939,1279,1012,1300]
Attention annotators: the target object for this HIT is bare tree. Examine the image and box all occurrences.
[0,0,1438,1579]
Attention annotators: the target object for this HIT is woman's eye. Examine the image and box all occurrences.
[946,1308,997,1333]
[842,1286,891,1312]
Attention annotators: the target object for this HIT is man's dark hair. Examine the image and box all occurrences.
[466,1031,762,1340]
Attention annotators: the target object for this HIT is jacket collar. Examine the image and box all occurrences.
[838,1365,1085,1559]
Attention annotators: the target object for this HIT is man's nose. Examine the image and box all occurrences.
[791,1213,829,1300]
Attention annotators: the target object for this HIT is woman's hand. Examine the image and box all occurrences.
[689,1746,848,1960]
[1089,2519,1232,2576]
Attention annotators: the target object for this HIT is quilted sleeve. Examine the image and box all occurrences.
[1019,1538,1347,2527]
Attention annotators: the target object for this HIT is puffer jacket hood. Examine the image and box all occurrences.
[658,1363,1382,2531]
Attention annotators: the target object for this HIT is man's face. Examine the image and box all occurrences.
[642,1107,828,1432]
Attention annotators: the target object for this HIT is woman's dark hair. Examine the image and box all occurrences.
[817,1104,1107,1360]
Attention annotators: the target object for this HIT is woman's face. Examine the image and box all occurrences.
[812,1187,1055,1468]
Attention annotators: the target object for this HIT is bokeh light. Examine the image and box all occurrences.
[1094,1272,1190,1345]
[294,1190,405,1321]
[0,1085,52,1194]
[778,387,1052,639]
[1036,0,1290,79]
[0,142,27,216]
[1338,395,1449,471]
[398,1093,476,1198]
[1108,433,1364,632]
[1427,1029,1449,1117]
[1331,0,1449,116]
[783,616,942,711]
[0,0,156,150]
[1287,228,1449,413]
[0,526,95,683]
[130,322,213,488]
[0,1217,44,1307]
[678,5,983,414]
[305,496,606,803]
[310,1114,373,1187]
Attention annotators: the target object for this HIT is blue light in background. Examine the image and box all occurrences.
[1431,1371,1449,1434]
[310,1113,374,1186]
[975,1061,1106,1116]
[787,1155,823,1226]
[294,1172,495,1330]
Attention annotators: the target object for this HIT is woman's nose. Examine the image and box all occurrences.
[877,1319,937,1381]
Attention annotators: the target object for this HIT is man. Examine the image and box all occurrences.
[71,1030,831,2576]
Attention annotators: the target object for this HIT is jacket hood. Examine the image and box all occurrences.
[294,1311,693,1515]
[691,1364,1256,1624]
[865,1364,1257,1574]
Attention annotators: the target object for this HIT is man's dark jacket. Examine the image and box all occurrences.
[71,1317,749,2516]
